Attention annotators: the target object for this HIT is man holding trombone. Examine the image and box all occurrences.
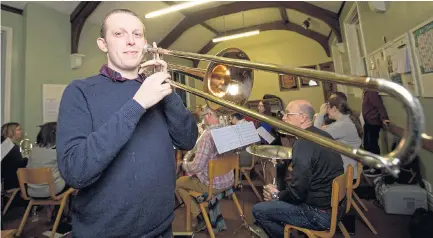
[57,9,198,238]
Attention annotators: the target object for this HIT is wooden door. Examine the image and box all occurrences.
[319,61,337,101]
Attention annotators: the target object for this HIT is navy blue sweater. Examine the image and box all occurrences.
[56,74,198,237]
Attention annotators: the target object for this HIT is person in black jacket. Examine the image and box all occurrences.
[1,132,28,190]
[252,100,345,238]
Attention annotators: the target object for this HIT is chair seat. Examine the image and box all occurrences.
[285,224,331,238]
[1,229,17,238]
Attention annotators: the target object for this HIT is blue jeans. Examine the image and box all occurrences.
[252,201,345,238]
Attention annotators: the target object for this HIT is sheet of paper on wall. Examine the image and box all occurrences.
[210,121,260,154]
[391,46,412,74]
[42,84,67,123]
[257,126,275,144]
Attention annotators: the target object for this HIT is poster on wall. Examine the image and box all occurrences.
[368,32,420,96]
[410,16,433,97]
[413,19,433,75]
[42,84,67,123]
[278,74,299,91]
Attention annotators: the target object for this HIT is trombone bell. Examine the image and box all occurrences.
[203,48,254,114]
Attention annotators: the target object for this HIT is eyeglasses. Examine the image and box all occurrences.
[284,112,304,117]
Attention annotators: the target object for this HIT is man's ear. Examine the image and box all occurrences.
[97,37,108,53]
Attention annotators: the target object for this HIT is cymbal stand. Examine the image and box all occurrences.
[233,150,256,237]
[232,181,256,237]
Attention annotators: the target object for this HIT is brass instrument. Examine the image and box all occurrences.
[19,134,33,157]
[142,45,426,177]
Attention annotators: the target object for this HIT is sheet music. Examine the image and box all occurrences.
[237,122,261,145]
[1,138,15,161]
[211,127,242,154]
[257,126,275,144]
[211,121,260,154]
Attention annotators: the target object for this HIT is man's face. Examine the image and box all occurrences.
[97,13,146,73]
[204,111,218,126]
[282,103,304,127]
[231,117,238,125]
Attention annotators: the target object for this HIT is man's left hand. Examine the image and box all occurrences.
[263,184,279,201]
[139,42,168,76]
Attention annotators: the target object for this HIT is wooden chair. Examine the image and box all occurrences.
[1,229,16,238]
[350,162,378,235]
[352,162,367,211]
[284,165,354,238]
[2,188,20,215]
[184,153,245,238]
[15,168,75,238]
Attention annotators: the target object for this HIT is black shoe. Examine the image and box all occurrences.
[194,214,207,232]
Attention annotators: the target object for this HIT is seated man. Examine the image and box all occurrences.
[176,106,234,229]
[252,100,345,238]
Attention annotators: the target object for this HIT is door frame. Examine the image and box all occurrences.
[1,26,13,123]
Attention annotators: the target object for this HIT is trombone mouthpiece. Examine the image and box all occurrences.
[142,44,153,54]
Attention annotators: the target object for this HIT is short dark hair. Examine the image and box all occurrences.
[231,113,244,120]
[36,122,57,148]
[100,9,141,38]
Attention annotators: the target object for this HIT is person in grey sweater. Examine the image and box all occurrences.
[314,92,363,179]
[26,122,66,197]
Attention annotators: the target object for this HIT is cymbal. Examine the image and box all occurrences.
[246,145,292,160]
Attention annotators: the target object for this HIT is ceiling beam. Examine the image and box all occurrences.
[159,1,341,49]
[337,1,347,18]
[1,4,23,15]
[279,7,289,23]
[193,21,330,67]
[70,1,101,54]
[162,1,219,34]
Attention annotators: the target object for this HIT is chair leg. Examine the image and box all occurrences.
[51,197,69,238]
[199,203,215,238]
[175,190,184,207]
[284,226,291,238]
[185,196,192,232]
[253,166,265,183]
[231,193,245,218]
[16,200,33,236]
[352,200,378,235]
[241,169,263,202]
[2,190,19,215]
[353,191,368,211]
[338,222,351,238]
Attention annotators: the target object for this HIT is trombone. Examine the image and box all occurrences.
[142,45,426,177]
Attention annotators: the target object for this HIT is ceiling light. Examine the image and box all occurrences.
[212,30,260,43]
[145,0,212,19]
[308,80,318,86]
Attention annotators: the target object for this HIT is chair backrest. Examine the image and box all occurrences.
[17,168,57,200]
[207,152,239,197]
[328,165,354,235]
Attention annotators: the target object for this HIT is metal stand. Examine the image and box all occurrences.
[232,182,256,237]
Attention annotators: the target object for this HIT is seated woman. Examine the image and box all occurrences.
[314,92,363,179]
[1,122,28,190]
[26,122,67,198]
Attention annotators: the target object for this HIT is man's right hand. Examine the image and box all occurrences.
[133,72,172,110]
